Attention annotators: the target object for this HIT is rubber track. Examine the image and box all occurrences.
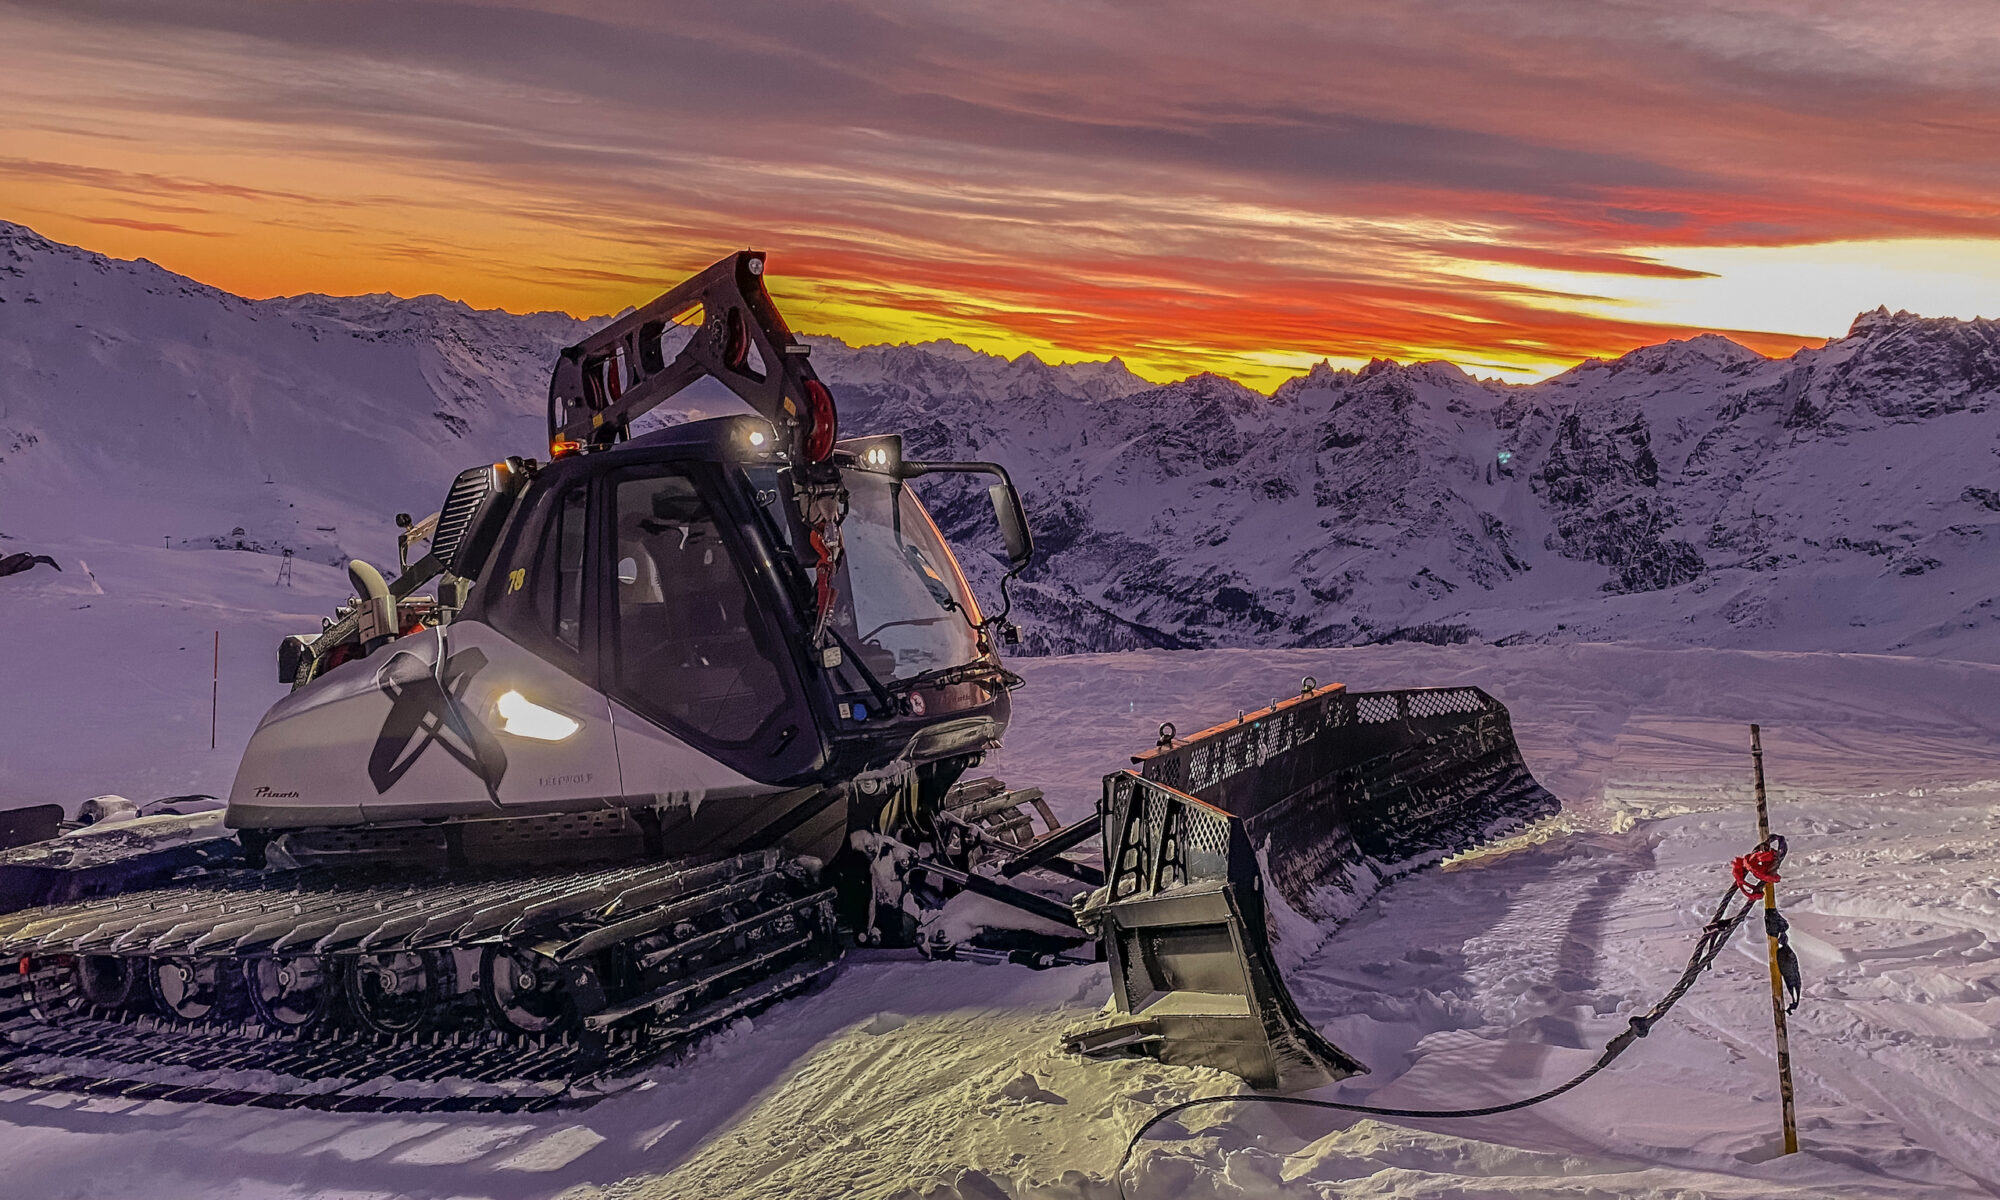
[0,960,838,1112]
[0,852,839,1112]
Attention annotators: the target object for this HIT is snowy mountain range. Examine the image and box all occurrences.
[875,315,2000,660]
[5,218,1997,661]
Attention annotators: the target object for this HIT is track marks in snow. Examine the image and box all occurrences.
[8,643,2000,1197]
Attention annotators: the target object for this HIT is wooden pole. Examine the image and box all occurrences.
[1750,723,1800,1155]
[210,631,220,750]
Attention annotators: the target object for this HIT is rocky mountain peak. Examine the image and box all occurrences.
[0,219,58,253]
[1847,305,1909,336]
[1581,333,1768,381]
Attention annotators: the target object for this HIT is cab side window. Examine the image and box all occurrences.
[613,470,789,745]
[545,487,588,650]
[484,479,591,672]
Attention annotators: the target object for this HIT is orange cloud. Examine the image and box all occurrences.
[2,1,1995,385]
[75,215,229,237]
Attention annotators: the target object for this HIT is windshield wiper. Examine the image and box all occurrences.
[825,626,898,714]
[855,615,951,643]
[903,544,959,613]
[885,659,1023,695]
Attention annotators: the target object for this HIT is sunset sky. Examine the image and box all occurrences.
[4,1,1998,386]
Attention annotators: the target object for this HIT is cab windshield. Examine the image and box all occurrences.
[743,466,984,687]
[833,472,984,684]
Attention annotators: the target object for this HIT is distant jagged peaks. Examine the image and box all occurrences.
[837,293,2000,657]
[1553,333,1767,384]
[7,216,1994,400]
[265,290,590,346]
[1838,303,2000,356]
[1298,360,1349,385]
[1170,370,1260,396]
[801,333,1151,403]
[1647,332,1765,365]
[10,214,2000,661]
[1846,305,1927,336]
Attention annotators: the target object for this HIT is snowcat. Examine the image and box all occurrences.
[0,251,1559,1109]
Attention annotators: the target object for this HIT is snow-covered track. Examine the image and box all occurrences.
[0,849,840,1109]
[0,963,839,1112]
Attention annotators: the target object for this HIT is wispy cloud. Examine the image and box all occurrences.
[74,215,230,236]
[3,0,1997,382]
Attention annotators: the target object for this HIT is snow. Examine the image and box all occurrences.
[0,538,353,809]
[15,216,2000,671]
[6,642,2000,1198]
[5,220,2000,1196]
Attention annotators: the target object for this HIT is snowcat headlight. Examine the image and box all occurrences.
[839,435,902,475]
[747,429,767,447]
[496,691,581,742]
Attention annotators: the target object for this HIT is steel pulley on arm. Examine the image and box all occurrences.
[546,250,838,464]
[545,250,1036,650]
[547,250,847,638]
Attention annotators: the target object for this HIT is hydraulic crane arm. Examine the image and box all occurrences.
[546,251,838,464]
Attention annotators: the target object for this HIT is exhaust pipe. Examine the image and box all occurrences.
[348,560,396,654]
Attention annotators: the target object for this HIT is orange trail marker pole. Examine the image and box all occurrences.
[1750,723,1799,1155]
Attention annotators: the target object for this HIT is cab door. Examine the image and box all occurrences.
[603,464,824,790]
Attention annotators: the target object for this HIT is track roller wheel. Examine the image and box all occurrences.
[74,955,148,1010]
[244,954,336,1030]
[347,950,452,1036]
[149,956,244,1021]
[23,954,81,1017]
[480,945,577,1034]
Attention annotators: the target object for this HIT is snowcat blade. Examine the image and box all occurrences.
[1071,682,1559,1091]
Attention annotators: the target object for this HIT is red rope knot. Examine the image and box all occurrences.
[1731,835,1787,899]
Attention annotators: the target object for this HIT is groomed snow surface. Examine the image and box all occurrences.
[5,594,2000,1197]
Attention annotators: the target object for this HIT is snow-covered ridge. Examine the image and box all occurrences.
[5,219,1997,660]
[871,308,2000,661]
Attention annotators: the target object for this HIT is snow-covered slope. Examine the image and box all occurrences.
[4,218,1997,664]
[0,220,586,570]
[7,643,2000,1198]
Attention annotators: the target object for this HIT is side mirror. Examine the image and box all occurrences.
[898,457,1035,573]
[989,483,1034,570]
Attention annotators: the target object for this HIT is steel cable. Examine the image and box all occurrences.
[1113,879,1768,1199]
